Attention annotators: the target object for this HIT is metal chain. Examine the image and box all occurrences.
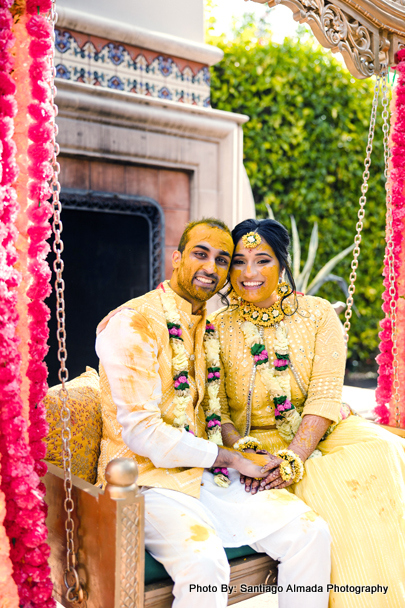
[343,74,381,344]
[49,2,84,603]
[381,68,401,427]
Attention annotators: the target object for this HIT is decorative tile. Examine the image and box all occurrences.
[55,28,211,107]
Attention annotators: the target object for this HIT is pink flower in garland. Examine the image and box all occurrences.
[25,8,54,469]
[0,1,56,605]
[0,4,24,607]
[0,467,19,605]
[375,50,405,426]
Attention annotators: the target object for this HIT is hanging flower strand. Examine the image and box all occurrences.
[0,0,22,605]
[204,320,230,488]
[0,0,55,605]
[376,49,405,426]
[13,1,32,427]
[25,2,54,478]
[158,283,230,486]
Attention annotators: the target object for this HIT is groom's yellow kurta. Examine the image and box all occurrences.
[213,294,405,608]
[96,284,210,494]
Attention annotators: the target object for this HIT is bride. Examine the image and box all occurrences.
[212,217,405,608]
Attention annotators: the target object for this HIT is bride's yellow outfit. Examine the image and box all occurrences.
[213,295,405,608]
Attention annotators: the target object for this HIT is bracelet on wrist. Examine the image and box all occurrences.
[275,449,304,483]
[233,436,263,453]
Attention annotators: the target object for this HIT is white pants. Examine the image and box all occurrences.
[144,487,331,608]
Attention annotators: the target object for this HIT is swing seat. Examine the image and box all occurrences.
[44,460,278,608]
[43,370,405,606]
[43,372,278,607]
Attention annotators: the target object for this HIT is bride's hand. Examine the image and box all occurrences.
[240,450,280,494]
[259,456,294,490]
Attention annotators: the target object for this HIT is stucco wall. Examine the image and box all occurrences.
[57,0,205,42]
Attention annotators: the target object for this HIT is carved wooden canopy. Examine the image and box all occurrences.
[251,0,405,79]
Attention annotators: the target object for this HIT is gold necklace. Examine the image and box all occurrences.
[237,296,293,327]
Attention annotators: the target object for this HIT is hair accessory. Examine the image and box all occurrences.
[276,281,292,298]
[242,231,262,249]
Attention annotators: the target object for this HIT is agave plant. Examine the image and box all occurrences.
[266,204,355,302]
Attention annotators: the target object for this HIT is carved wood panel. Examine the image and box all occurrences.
[252,0,405,78]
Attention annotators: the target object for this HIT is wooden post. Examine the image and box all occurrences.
[45,459,145,608]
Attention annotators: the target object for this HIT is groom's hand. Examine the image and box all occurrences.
[214,447,269,481]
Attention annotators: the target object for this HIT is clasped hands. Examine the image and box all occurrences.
[240,449,294,494]
[214,447,294,493]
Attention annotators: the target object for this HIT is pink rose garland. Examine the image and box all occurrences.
[375,49,405,426]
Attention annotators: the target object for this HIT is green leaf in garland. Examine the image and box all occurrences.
[251,343,266,356]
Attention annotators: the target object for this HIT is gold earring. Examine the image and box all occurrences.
[277,281,291,298]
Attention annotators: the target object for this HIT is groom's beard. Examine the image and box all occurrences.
[177,266,220,303]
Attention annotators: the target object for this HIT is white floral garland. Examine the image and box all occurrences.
[159,285,230,486]
[160,286,193,428]
[241,320,302,442]
[203,323,223,445]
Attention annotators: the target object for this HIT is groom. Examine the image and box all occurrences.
[96,218,331,608]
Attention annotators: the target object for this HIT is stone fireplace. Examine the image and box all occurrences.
[50,0,255,382]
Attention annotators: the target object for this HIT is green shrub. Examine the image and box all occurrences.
[210,28,386,367]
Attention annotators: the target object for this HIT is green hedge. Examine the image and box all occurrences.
[210,32,387,367]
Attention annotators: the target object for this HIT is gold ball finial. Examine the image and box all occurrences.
[105,458,139,500]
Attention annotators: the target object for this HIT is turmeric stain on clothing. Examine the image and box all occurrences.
[301,511,318,522]
[188,525,210,542]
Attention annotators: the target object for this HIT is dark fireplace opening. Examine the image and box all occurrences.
[45,189,164,387]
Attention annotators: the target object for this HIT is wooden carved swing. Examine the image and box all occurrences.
[43,1,405,607]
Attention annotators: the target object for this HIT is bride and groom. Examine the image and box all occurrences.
[96,216,405,608]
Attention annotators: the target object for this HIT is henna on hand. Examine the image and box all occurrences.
[288,414,331,462]
[259,415,331,490]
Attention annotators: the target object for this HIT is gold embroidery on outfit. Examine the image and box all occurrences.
[212,294,405,607]
[44,367,102,484]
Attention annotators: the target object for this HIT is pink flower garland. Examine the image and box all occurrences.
[25,5,53,480]
[0,0,55,605]
[0,2,26,606]
[375,49,405,426]
[14,7,32,428]
[0,458,19,606]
